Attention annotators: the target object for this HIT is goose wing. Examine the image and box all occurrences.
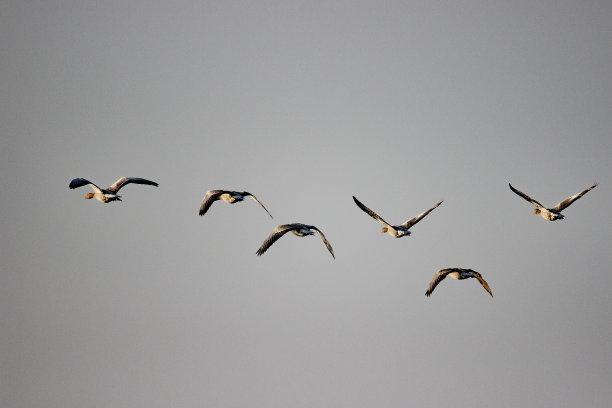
[256,224,302,256]
[198,190,227,216]
[352,196,392,228]
[309,226,335,259]
[107,177,158,192]
[551,183,597,212]
[400,200,443,229]
[425,269,452,297]
[474,272,493,297]
[509,183,545,209]
[243,192,273,219]
[69,178,103,194]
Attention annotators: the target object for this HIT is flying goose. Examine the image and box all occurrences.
[508,182,597,221]
[199,190,273,218]
[69,177,158,203]
[425,268,493,297]
[256,223,335,259]
[352,196,442,238]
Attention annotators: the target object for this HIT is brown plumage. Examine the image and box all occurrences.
[352,196,442,238]
[509,182,597,221]
[199,190,272,218]
[69,177,158,203]
[425,268,493,297]
[256,223,335,259]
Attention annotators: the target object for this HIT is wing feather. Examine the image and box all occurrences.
[244,192,273,219]
[311,226,335,259]
[551,183,597,212]
[198,190,227,216]
[401,200,443,229]
[352,196,392,227]
[475,272,493,297]
[256,224,301,256]
[425,269,451,297]
[107,177,158,192]
[509,183,545,209]
[68,178,102,193]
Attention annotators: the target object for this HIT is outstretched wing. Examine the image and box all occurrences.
[256,224,301,256]
[198,190,226,216]
[425,269,452,297]
[68,178,103,194]
[107,177,158,192]
[401,200,443,229]
[244,192,273,219]
[509,183,545,209]
[352,196,392,227]
[551,183,597,212]
[474,272,493,297]
[310,226,335,259]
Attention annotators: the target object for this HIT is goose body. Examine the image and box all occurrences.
[509,183,597,221]
[352,196,442,238]
[425,268,493,297]
[69,177,158,203]
[256,223,335,259]
[199,190,272,218]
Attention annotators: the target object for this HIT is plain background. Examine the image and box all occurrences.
[1,1,611,407]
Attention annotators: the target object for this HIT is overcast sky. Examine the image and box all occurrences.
[1,1,612,407]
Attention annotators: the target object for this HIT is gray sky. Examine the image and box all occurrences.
[2,1,611,407]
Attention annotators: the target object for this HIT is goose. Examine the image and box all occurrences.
[256,223,335,259]
[508,182,597,221]
[69,177,158,203]
[425,268,493,297]
[352,196,442,238]
[199,190,273,218]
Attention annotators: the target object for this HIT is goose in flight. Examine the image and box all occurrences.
[256,223,335,259]
[425,268,493,297]
[508,182,597,221]
[69,177,158,203]
[352,196,442,238]
[199,190,273,218]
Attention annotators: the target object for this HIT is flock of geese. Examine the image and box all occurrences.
[69,177,598,298]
